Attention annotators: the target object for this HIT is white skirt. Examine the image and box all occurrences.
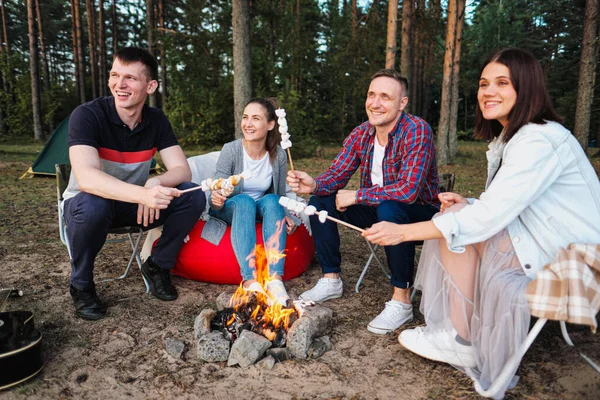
[414,229,532,398]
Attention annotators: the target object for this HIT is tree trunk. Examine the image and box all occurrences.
[422,0,440,121]
[75,0,86,103]
[86,0,98,99]
[0,0,7,52]
[35,0,51,94]
[574,0,599,152]
[27,0,44,141]
[1,0,11,95]
[146,0,156,107]
[400,0,413,111]
[232,0,252,139]
[351,0,357,40]
[112,0,117,54]
[411,0,422,115]
[71,0,81,102]
[437,0,457,166]
[386,0,398,69]
[447,0,465,164]
[158,0,167,109]
[98,0,106,97]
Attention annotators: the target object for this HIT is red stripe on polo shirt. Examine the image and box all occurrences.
[98,147,157,164]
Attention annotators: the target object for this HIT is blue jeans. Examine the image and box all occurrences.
[309,194,438,288]
[64,182,205,290]
[210,193,286,281]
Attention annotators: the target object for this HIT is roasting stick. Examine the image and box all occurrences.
[179,171,252,194]
[278,197,365,233]
[276,109,295,172]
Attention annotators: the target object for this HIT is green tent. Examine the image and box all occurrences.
[20,116,70,178]
[21,115,161,179]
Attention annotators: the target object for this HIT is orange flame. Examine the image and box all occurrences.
[226,218,296,334]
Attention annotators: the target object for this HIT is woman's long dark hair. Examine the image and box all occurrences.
[244,97,280,162]
[474,48,562,142]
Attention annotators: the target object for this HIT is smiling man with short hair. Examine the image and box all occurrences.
[287,69,440,334]
[62,47,205,320]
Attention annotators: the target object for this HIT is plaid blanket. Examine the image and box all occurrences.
[526,243,600,333]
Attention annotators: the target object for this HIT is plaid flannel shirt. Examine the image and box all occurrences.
[526,243,600,333]
[313,112,440,207]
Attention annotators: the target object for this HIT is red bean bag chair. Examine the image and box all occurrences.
[171,220,314,284]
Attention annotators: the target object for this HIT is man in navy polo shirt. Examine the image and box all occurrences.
[63,47,205,320]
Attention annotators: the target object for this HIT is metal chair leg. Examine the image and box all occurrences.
[474,318,548,398]
[356,240,390,293]
[102,229,149,293]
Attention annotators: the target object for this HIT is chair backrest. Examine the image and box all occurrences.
[55,164,71,202]
[439,173,455,193]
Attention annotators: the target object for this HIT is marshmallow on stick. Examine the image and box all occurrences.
[278,196,364,233]
[276,108,294,171]
[179,171,252,195]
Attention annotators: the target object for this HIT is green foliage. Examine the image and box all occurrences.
[0,0,593,147]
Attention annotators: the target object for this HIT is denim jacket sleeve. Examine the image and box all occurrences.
[433,128,563,252]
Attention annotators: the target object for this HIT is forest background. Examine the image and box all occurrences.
[1,0,599,165]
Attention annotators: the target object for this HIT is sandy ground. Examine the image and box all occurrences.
[1,159,600,399]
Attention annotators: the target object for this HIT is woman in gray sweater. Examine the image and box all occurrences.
[209,98,295,305]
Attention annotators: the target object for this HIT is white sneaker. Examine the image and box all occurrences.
[367,300,413,334]
[246,282,267,296]
[398,326,477,368]
[266,280,291,306]
[299,277,343,303]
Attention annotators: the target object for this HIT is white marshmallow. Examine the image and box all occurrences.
[278,196,290,207]
[318,211,328,224]
[304,205,317,215]
[287,199,298,210]
[294,202,305,213]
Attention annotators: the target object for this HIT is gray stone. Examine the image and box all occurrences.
[301,305,334,336]
[255,355,276,370]
[308,335,332,359]
[165,338,187,360]
[227,330,272,367]
[265,347,292,362]
[286,317,313,359]
[194,309,216,339]
[216,292,233,311]
[197,332,230,362]
[287,305,334,360]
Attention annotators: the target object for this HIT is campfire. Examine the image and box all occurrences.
[210,228,299,346]
[195,220,334,367]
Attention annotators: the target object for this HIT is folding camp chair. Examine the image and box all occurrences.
[476,243,600,397]
[56,164,149,292]
[474,319,594,397]
[355,173,456,294]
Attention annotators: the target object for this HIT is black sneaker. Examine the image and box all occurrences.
[141,259,178,301]
[70,284,107,320]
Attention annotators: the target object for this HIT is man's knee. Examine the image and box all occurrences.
[309,194,335,211]
[377,200,409,223]
[174,182,205,216]
[66,192,112,226]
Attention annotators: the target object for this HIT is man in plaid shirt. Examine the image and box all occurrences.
[287,69,440,334]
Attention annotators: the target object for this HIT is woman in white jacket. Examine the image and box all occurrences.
[363,48,600,397]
